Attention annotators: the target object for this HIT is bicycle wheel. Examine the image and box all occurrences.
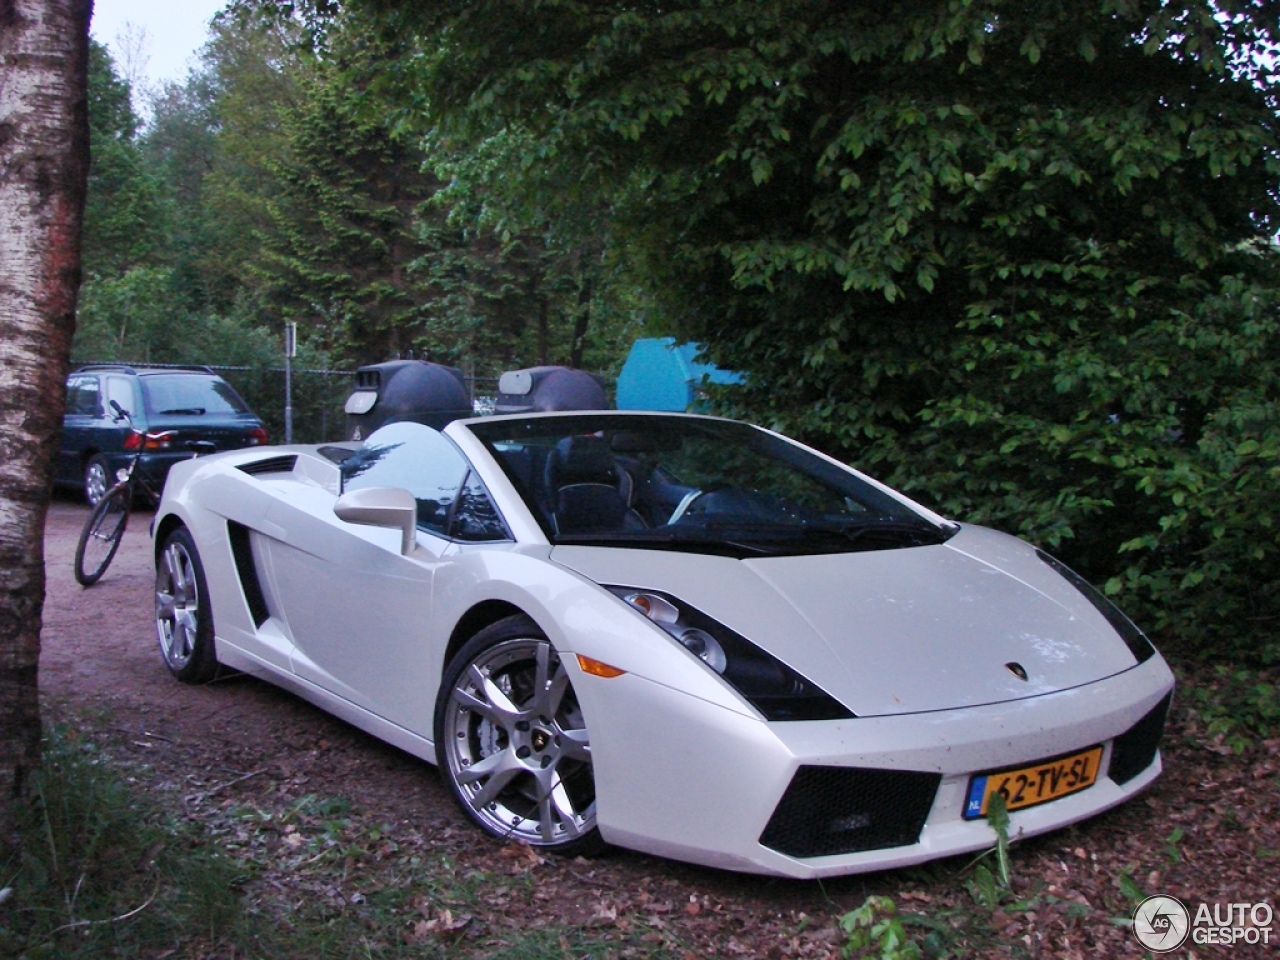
[74,483,131,586]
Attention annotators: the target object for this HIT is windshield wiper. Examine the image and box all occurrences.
[817,518,954,547]
[160,407,206,415]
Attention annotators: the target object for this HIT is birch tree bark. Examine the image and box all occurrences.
[0,0,92,842]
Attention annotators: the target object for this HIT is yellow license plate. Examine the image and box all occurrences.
[963,746,1103,820]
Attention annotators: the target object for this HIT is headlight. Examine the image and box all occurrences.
[1036,549,1155,664]
[605,586,855,721]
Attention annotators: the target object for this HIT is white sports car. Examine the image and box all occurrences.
[151,411,1174,878]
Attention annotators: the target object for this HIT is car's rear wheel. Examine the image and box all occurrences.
[435,616,602,856]
[83,454,111,506]
[154,527,219,684]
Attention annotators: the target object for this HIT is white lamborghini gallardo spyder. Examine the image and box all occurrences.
[151,411,1174,878]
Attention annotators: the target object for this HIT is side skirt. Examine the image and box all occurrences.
[215,638,438,766]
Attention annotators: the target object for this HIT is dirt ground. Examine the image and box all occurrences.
[38,497,1280,958]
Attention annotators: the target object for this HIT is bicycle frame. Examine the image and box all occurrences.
[74,402,215,586]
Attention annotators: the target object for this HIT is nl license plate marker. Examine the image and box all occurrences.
[963,745,1104,820]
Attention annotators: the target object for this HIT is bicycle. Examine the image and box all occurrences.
[73,402,214,586]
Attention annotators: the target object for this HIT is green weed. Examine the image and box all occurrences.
[0,724,241,958]
[838,895,923,960]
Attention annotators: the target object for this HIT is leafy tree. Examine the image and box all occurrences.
[146,10,305,314]
[252,31,443,366]
[0,0,92,839]
[351,0,1280,658]
[81,40,164,278]
[239,3,632,378]
[417,121,646,378]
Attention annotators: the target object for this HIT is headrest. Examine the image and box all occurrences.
[547,436,616,488]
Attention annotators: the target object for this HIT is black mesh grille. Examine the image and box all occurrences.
[227,521,269,627]
[760,766,940,858]
[237,454,298,476]
[1109,692,1172,785]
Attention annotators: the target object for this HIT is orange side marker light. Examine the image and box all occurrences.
[576,654,626,678]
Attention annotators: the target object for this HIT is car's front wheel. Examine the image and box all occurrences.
[435,616,602,856]
[154,527,219,684]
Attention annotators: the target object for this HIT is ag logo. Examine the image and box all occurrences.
[1133,895,1190,952]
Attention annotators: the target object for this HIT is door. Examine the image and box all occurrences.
[263,422,473,737]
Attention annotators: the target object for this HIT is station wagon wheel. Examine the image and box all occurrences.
[154,527,219,684]
[83,454,111,506]
[435,616,602,856]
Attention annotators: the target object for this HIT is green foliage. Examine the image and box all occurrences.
[83,41,166,278]
[143,10,315,316]
[1189,665,1280,749]
[73,266,280,376]
[965,792,1013,911]
[987,792,1012,891]
[838,896,922,960]
[353,0,1280,666]
[204,2,641,377]
[0,726,241,957]
[250,22,444,366]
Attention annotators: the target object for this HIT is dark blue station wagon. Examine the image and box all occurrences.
[59,364,268,504]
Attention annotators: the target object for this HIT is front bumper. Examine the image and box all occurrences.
[575,654,1175,878]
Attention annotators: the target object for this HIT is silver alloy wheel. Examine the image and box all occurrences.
[84,456,110,506]
[155,538,201,672]
[442,638,596,846]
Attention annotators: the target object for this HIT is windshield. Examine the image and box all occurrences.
[142,375,249,416]
[468,415,954,557]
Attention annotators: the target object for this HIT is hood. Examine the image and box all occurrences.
[551,526,1139,717]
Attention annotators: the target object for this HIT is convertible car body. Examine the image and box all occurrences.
[151,411,1174,879]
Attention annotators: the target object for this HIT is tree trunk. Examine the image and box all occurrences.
[569,250,594,369]
[0,0,92,844]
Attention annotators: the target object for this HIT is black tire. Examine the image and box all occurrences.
[83,453,111,506]
[154,527,219,684]
[435,615,604,856]
[73,484,130,586]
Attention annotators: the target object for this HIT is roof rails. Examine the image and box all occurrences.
[72,363,216,375]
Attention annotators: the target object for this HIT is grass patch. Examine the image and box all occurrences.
[0,723,681,959]
[0,724,241,958]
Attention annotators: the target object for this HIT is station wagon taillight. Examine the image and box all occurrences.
[144,430,177,451]
[248,426,269,446]
[124,430,178,451]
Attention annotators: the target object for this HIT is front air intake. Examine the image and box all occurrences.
[760,766,940,858]
[1109,692,1172,785]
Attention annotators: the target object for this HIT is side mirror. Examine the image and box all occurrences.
[334,486,418,555]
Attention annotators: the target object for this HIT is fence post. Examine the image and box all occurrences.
[283,322,296,444]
